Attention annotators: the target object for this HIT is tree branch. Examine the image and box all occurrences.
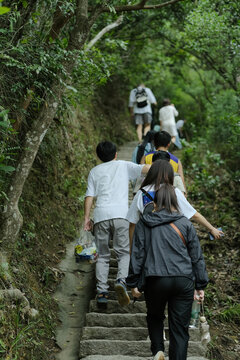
[86,15,124,51]
[89,0,184,13]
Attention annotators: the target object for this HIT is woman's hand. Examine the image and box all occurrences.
[210,227,224,239]
[194,289,204,302]
[131,287,142,298]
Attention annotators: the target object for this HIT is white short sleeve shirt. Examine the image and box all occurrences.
[126,185,196,224]
[129,87,157,114]
[85,160,144,224]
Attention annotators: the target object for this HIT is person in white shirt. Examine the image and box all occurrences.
[127,160,224,250]
[84,141,150,306]
[159,98,178,144]
[129,84,157,142]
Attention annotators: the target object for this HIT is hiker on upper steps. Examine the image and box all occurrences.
[129,83,157,142]
[142,130,186,194]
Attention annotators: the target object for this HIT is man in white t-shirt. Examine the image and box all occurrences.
[129,84,157,142]
[84,141,150,306]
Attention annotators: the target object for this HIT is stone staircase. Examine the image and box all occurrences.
[79,141,209,360]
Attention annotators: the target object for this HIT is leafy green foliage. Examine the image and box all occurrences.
[0,108,16,172]
[218,304,240,323]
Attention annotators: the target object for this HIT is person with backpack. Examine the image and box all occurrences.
[129,84,157,142]
[142,131,186,194]
[126,181,209,360]
[131,130,156,164]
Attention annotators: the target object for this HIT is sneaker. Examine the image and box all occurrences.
[114,279,130,306]
[153,351,165,360]
[96,292,108,305]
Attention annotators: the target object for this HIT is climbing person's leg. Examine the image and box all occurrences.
[136,124,143,142]
[145,277,168,356]
[135,114,144,142]
[168,277,194,360]
[94,221,111,295]
[143,112,152,137]
[144,123,151,136]
[112,218,130,306]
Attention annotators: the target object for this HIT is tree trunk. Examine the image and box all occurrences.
[0,87,61,249]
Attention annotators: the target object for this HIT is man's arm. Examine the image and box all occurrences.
[171,104,179,117]
[140,155,146,164]
[191,212,224,239]
[147,88,157,105]
[84,196,94,231]
[141,164,151,174]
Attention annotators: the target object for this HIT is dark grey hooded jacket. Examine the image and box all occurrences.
[127,208,208,291]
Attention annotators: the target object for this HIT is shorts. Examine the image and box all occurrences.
[135,112,152,125]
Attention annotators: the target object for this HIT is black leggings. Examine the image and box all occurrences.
[144,276,194,360]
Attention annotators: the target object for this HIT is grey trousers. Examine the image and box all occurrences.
[94,218,130,293]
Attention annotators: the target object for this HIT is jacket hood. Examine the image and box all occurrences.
[141,208,184,228]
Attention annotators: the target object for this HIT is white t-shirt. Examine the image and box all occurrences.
[129,87,156,114]
[159,105,178,136]
[159,105,179,124]
[85,160,143,224]
[176,120,185,130]
[126,185,196,224]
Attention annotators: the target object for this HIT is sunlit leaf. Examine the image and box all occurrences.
[0,6,10,15]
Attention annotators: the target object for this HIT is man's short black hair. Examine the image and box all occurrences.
[154,131,171,148]
[152,150,170,163]
[96,141,117,162]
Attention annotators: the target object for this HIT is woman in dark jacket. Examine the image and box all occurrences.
[126,183,208,360]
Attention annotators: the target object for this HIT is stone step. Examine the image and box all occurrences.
[79,339,206,358]
[82,356,208,360]
[85,313,148,328]
[84,313,175,328]
[110,258,118,267]
[82,326,148,341]
[110,248,116,258]
[89,299,146,313]
[81,326,201,342]
[109,266,117,276]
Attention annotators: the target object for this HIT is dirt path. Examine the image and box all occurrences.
[54,234,95,360]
